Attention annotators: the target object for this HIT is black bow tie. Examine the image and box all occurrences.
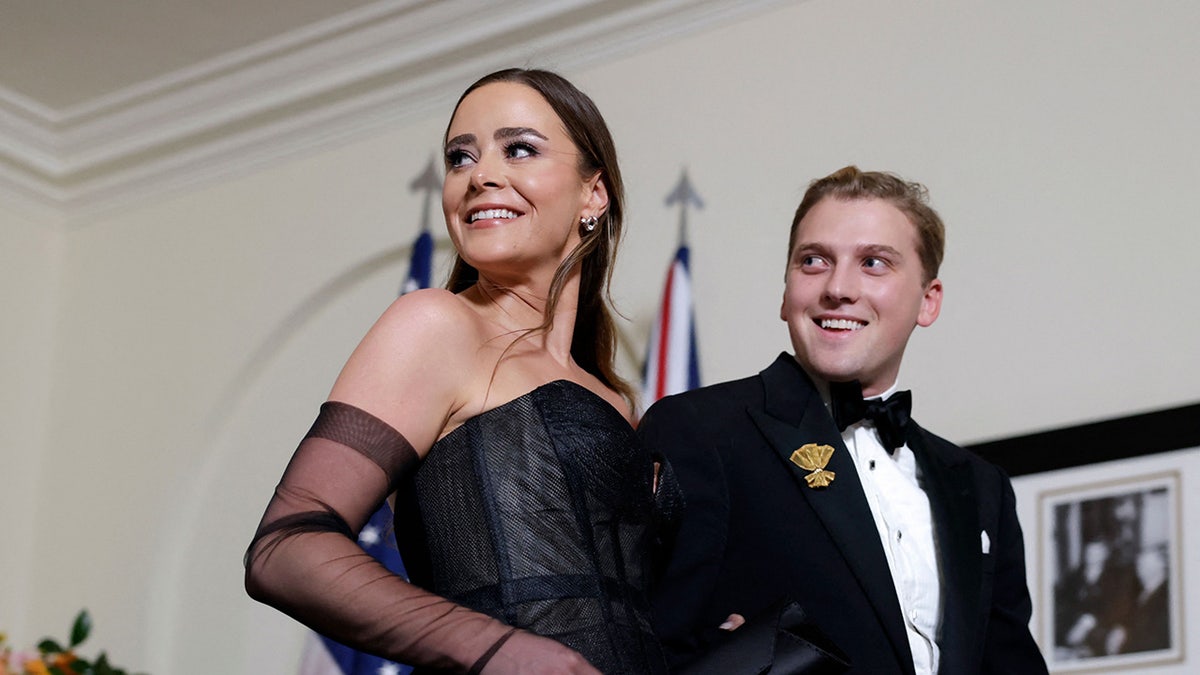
[829,380,912,454]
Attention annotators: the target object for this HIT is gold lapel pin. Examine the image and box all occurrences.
[790,443,836,488]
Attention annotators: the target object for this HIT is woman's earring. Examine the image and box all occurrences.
[580,216,599,235]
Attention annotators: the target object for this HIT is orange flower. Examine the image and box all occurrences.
[51,651,78,675]
[23,658,48,675]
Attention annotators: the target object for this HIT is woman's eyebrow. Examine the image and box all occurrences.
[495,127,547,141]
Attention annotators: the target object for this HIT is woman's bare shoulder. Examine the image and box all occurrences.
[378,287,478,329]
[327,288,488,453]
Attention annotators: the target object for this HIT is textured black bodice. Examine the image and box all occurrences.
[395,380,669,674]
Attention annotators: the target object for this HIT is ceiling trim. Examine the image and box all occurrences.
[0,0,787,224]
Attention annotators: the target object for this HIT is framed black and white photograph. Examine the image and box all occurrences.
[970,402,1199,674]
[1039,472,1182,672]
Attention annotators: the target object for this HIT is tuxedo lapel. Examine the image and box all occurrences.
[748,355,915,672]
[909,425,981,672]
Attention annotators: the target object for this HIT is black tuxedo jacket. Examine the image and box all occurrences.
[641,354,1047,674]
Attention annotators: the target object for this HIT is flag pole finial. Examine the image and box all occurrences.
[664,168,703,245]
[410,155,441,234]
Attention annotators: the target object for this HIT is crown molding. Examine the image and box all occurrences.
[0,0,787,224]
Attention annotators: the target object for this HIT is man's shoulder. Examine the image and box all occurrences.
[638,375,770,444]
[912,422,961,453]
[643,373,763,417]
[913,421,1012,483]
[672,372,763,401]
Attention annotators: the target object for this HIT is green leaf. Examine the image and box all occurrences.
[71,608,93,647]
[38,638,65,653]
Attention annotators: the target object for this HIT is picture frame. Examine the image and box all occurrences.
[968,402,1200,478]
[968,401,1200,673]
[1038,471,1182,671]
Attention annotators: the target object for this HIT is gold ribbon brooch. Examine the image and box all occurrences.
[790,443,836,488]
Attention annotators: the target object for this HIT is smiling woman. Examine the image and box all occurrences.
[243,69,671,675]
[442,81,606,306]
[442,70,630,407]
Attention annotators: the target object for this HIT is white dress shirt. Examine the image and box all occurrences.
[826,382,942,675]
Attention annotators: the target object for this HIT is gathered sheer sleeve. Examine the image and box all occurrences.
[244,401,519,673]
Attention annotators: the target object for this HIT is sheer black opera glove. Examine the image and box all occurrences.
[245,401,522,674]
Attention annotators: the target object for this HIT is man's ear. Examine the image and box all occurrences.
[917,278,943,327]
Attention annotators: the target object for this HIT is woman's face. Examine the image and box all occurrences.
[442,81,605,282]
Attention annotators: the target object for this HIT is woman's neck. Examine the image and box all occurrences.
[468,267,581,364]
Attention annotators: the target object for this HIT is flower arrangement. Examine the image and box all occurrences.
[0,610,145,675]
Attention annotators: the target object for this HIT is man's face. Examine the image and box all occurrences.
[1135,549,1167,590]
[1083,541,1109,583]
[781,197,942,397]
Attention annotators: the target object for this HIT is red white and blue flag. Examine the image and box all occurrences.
[642,169,703,411]
[641,244,701,410]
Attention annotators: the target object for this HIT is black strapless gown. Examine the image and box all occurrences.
[395,380,670,674]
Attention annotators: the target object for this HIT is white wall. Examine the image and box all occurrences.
[589,0,1200,443]
[4,1,1198,673]
[23,121,453,672]
[0,212,60,643]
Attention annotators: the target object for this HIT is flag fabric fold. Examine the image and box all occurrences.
[400,230,433,295]
[642,244,701,411]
